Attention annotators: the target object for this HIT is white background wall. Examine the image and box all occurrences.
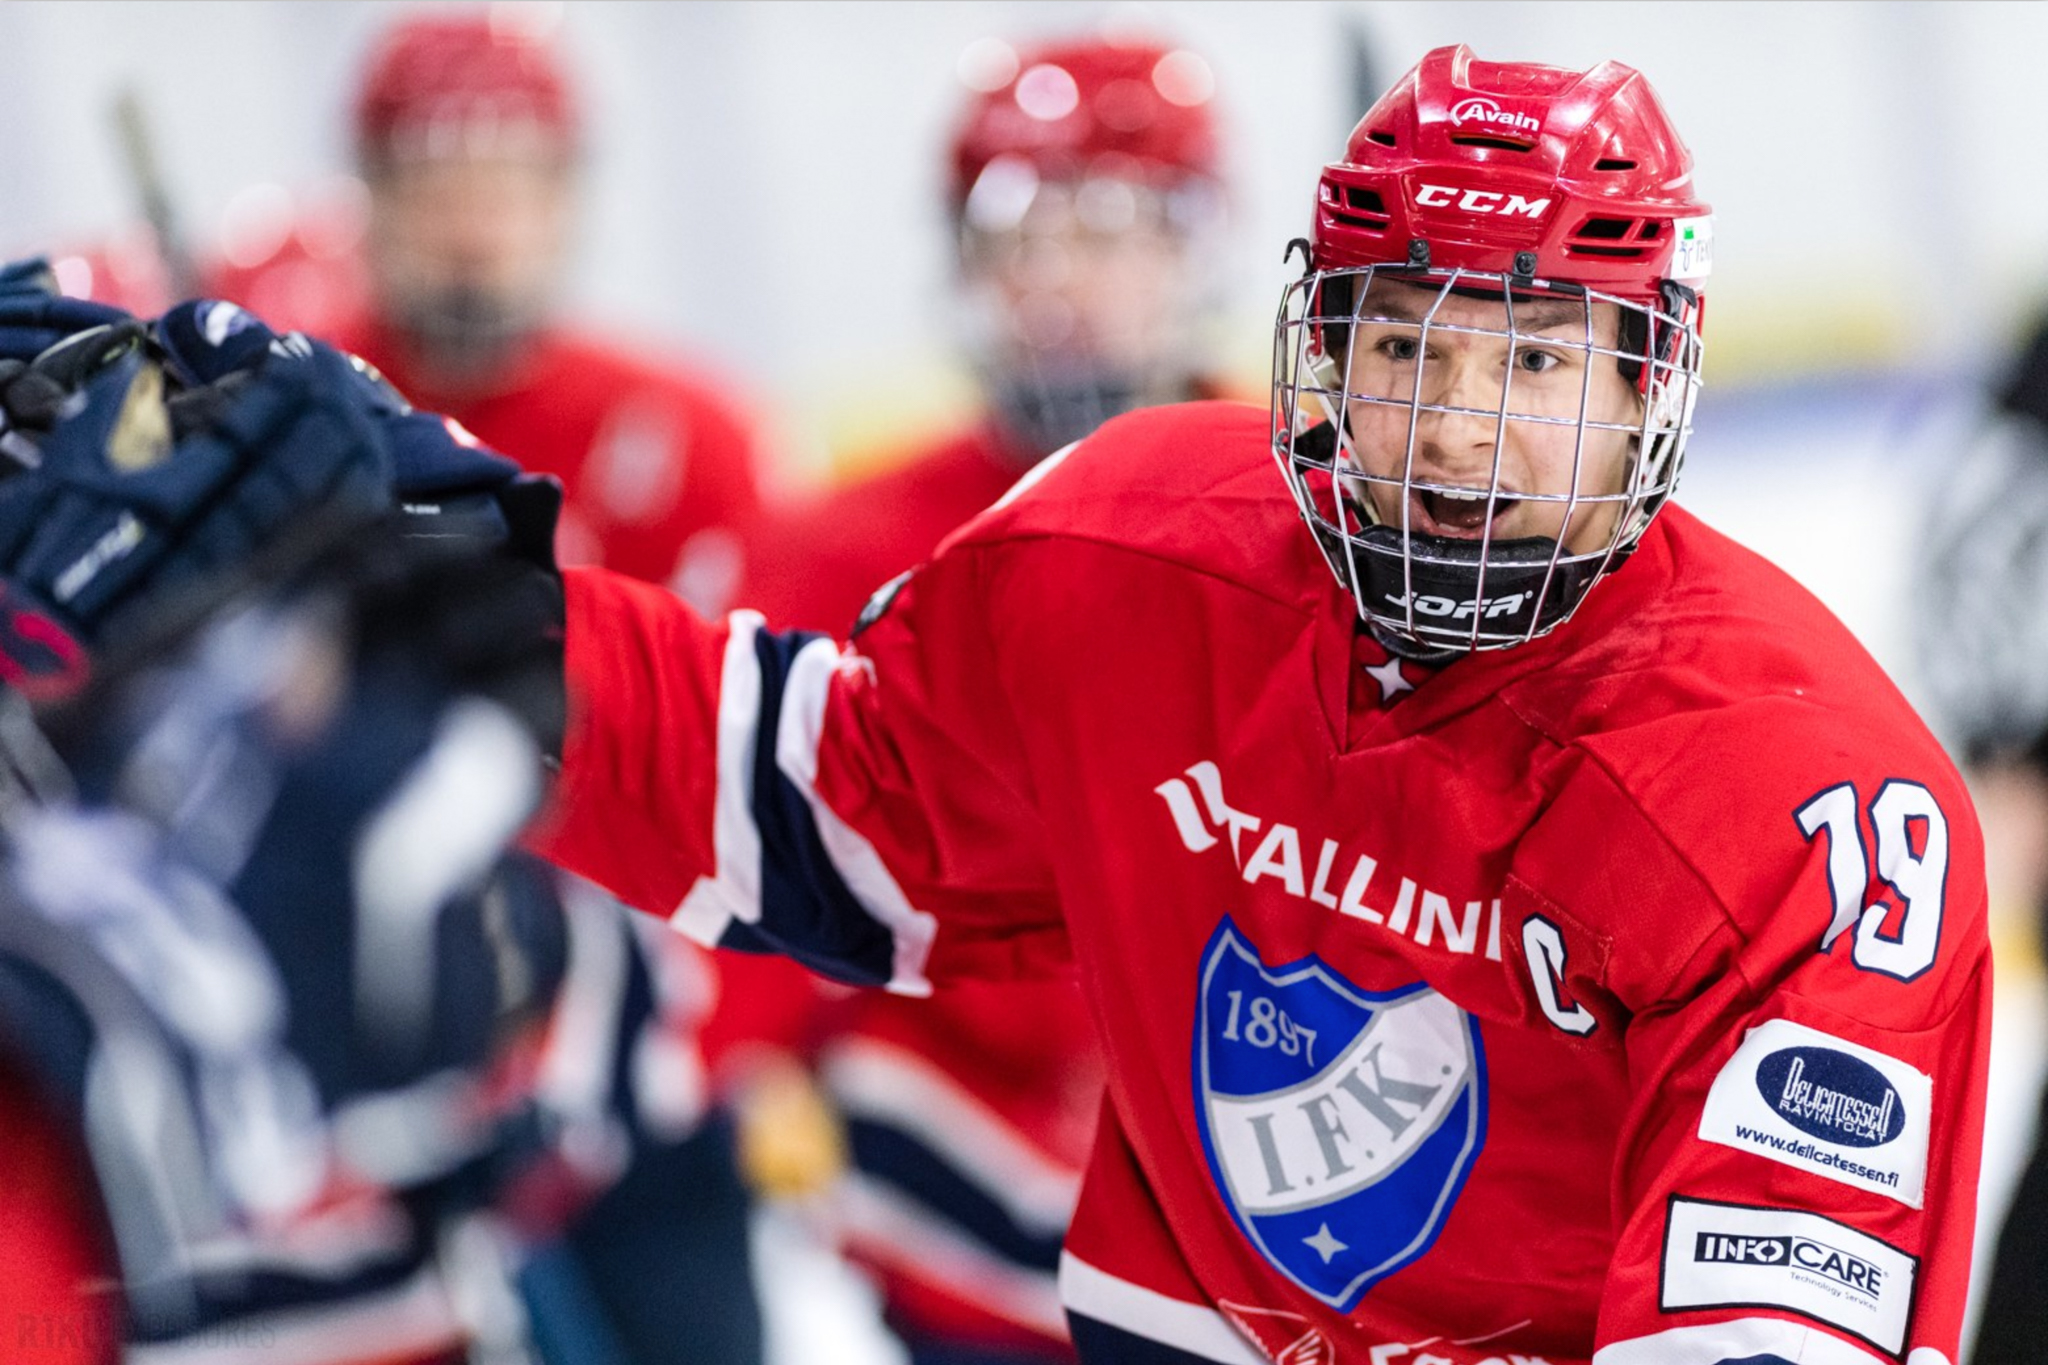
[0,1,2041,394]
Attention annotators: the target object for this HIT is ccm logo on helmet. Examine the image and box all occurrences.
[1448,96,1540,134]
[1415,183,1550,218]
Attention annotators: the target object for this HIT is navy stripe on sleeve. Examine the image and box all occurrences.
[714,628,898,987]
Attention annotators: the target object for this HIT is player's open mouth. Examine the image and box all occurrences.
[1409,485,1519,538]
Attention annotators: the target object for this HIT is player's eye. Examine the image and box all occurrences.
[1375,335,1422,363]
[1513,347,1564,374]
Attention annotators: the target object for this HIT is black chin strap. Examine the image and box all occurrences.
[1350,524,1601,653]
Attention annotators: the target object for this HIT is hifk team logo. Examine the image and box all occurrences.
[1193,919,1485,1308]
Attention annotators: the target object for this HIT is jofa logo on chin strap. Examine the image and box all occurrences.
[1384,588,1534,621]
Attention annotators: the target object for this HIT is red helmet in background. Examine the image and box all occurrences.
[1312,45,1709,304]
[352,11,578,168]
[1274,45,1712,657]
[945,34,1229,461]
[946,36,1221,214]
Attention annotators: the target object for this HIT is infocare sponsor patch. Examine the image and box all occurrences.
[1660,1196,1917,1354]
[1671,214,1713,280]
[1699,1018,1931,1208]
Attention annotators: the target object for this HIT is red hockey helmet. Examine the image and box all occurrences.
[946,36,1221,213]
[352,12,578,168]
[1273,45,1711,656]
[1312,45,1707,302]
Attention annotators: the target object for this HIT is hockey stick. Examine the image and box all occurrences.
[110,85,200,301]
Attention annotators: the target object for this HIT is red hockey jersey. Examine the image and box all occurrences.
[537,401,1990,1365]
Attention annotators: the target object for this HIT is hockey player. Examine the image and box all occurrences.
[0,291,572,1361]
[291,18,787,1361]
[0,45,1991,1365]
[739,34,1227,1364]
[743,33,1228,630]
[531,47,1990,1365]
[212,10,770,615]
[0,285,727,1365]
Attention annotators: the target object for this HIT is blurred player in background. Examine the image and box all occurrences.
[739,33,1229,1365]
[744,33,1228,632]
[209,9,767,616]
[1915,310,2048,1365]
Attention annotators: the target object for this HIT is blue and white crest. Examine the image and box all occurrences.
[1193,917,1486,1308]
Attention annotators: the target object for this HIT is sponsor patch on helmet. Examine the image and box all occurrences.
[1671,215,1714,280]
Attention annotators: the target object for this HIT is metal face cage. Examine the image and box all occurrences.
[1271,263,1704,656]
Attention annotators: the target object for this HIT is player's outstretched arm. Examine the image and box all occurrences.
[533,548,1068,993]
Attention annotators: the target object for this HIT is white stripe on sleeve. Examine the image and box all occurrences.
[1592,1318,1898,1365]
[672,610,767,944]
[775,637,936,996]
[1057,1251,1264,1365]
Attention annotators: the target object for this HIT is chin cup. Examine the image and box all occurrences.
[1340,525,1609,655]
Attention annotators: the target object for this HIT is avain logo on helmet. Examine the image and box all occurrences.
[1447,97,1541,135]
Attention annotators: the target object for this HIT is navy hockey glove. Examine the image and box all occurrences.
[0,259,141,472]
[157,298,563,568]
[0,327,393,697]
[156,299,566,741]
[0,257,131,361]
